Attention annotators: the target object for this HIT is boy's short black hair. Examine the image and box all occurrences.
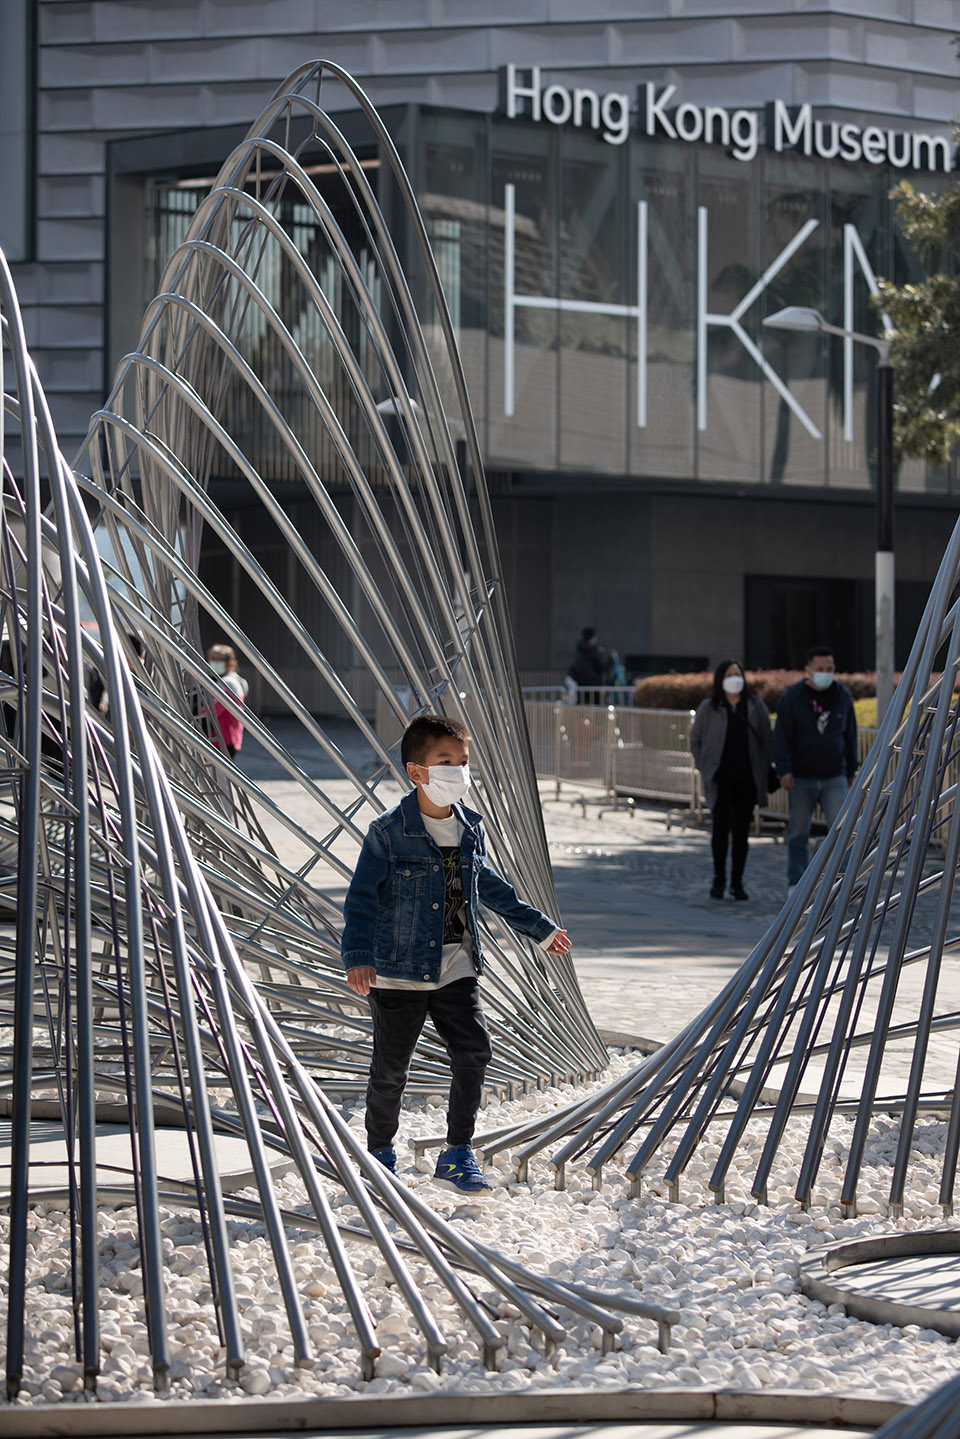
[806,645,835,664]
[401,713,471,767]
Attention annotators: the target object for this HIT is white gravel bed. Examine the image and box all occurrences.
[8,1049,960,1409]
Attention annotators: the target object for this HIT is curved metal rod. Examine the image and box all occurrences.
[0,59,621,1398]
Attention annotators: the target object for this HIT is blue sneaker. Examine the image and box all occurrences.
[369,1146,398,1174]
[433,1144,492,1195]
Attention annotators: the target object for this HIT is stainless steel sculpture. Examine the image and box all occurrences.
[474,518,960,1212]
[78,58,604,1099]
[873,1371,960,1439]
[0,62,633,1399]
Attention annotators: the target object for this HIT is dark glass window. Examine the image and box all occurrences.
[698,149,762,483]
[825,162,891,494]
[147,159,383,489]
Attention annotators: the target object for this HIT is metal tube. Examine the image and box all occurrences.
[1,254,45,1398]
[876,357,895,723]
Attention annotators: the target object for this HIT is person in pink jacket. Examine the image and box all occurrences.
[205,643,249,758]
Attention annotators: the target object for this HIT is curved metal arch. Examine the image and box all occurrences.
[481,520,960,1213]
[0,62,610,1401]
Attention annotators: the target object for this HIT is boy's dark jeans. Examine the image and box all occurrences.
[366,977,492,1150]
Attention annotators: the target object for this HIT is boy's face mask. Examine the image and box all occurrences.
[421,764,471,806]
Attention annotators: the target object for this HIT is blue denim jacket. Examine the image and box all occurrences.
[341,789,557,982]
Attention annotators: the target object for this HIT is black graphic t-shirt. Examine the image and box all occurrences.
[437,845,466,944]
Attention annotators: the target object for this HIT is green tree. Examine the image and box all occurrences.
[875,177,960,466]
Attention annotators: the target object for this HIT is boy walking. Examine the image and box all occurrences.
[342,714,570,1194]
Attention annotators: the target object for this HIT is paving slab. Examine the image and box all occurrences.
[0,1388,892,1438]
[837,1251,960,1309]
[0,1422,878,1438]
[0,1120,291,1196]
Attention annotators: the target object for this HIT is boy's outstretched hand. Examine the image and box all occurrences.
[545,928,572,955]
[347,966,377,995]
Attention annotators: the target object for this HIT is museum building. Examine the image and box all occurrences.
[5,5,960,702]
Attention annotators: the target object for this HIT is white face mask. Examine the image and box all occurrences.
[421,764,471,806]
[809,670,834,690]
[722,675,744,695]
[209,660,227,676]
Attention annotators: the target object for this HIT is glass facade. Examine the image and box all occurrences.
[147,161,386,490]
[143,102,955,500]
[135,95,959,681]
[415,106,955,495]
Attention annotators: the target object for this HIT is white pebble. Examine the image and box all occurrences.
[410,1367,442,1391]
[6,1060,958,1412]
[240,1369,272,1396]
[375,1353,410,1379]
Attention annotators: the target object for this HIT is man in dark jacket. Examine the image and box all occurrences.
[772,646,858,892]
[567,627,611,702]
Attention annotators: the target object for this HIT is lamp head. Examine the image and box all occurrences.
[762,306,826,333]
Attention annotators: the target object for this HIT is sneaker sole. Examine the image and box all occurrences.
[432,1175,493,1197]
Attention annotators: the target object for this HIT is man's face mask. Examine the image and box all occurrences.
[809,670,834,690]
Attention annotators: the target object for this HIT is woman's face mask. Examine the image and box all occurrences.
[421,764,471,806]
[722,674,744,695]
[209,659,227,676]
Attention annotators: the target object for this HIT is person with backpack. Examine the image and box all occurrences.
[566,627,611,703]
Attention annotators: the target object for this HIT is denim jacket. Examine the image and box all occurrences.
[341,789,557,982]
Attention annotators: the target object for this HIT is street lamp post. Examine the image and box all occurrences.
[763,306,895,721]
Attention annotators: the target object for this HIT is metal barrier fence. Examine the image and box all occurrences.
[608,707,700,807]
[522,685,637,706]
[525,700,883,822]
[525,702,698,809]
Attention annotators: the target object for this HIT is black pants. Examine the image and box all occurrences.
[711,780,756,885]
[366,977,492,1150]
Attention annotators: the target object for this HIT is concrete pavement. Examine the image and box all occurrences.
[236,716,960,1098]
[541,792,787,1039]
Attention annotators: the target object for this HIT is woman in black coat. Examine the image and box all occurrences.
[690,660,771,900]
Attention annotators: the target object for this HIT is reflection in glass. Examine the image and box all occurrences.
[421,111,488,449]
[698,150,762,483]
[631,143,696,480]
[558,130,628,473]
[490,125,559,470]
[761,157,827,488]
[144,112,957,499]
